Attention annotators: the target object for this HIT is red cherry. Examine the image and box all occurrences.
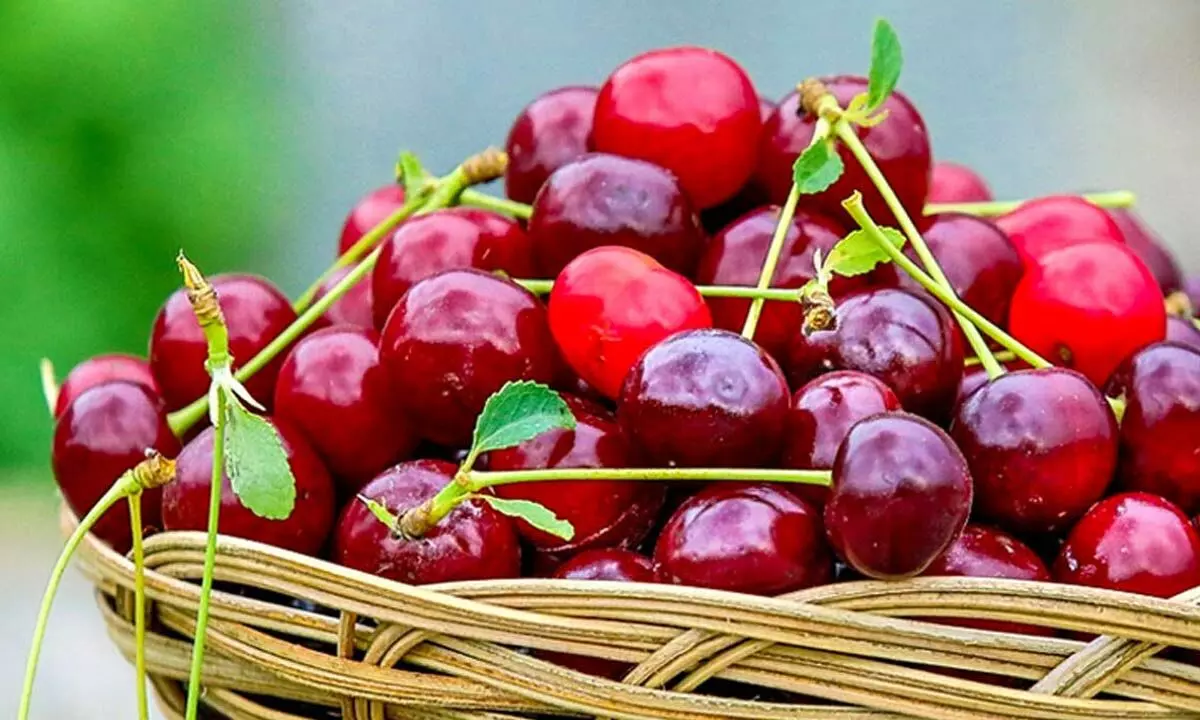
[504,86,598,204]
[52,382,179,552]
[312,266,374,331]
[927,162,992,204]
[1167,316,1200,353]
[338,184,406,256]
[1054,492,1200,598]
[956,365,991,408]
[593,47,761,209]
[149,274,298,413]
[697,97,777,234]
[54,353,158,417]
[332,460,521,584]
[1107,208,1183,294]
[162,419,336,556]
[549,246,711,399]
[1008,242,1166,386]
[994,195,1125,268]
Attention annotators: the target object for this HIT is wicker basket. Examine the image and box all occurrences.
[66,505,1200,720]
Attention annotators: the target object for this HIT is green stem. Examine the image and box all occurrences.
[966,350,1016,368]
[129,493,149,720]
[39,358,58,416]
[460,189,532,219]
[924,190,1135,218]
[515,278,807,302]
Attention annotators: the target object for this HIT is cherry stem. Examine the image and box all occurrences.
[39,358,59,416]
[966,350,1015,368]
[129,493,149,720]
[459,190,532,219]
[516,278,811,302]
[924,190,1135,218]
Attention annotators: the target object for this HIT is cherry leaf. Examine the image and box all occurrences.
[395,151,426,192]
[471,494,574,541]
[357,495,399,530]
[792,140,844,195]
[222,397,296,520]
[471,381,576,457]
[823,227,907,278]
[866,18,902,112]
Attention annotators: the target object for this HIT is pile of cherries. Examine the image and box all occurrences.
[50,44,1200,670]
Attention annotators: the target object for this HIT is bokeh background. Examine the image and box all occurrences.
[2,1,1196,716]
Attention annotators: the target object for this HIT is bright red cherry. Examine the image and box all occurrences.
[332,460,521,584]
[1054,492,1200,598]
[162,419,335,556]
[697,96,777,234]
[52,382,179,552]
[1008,242,1166,386]
[927,161,992,204]
[504,86,598,204]
[149,274,298,413]
[994,196,1124,268]
[338,184,407,256]
[54,353,159,417]
[1107,208,1183,294]
[549,246,711,399]
[312,266,374,331]
[371,207,535,330]
[825,412,972,579]
[593,47,761,209]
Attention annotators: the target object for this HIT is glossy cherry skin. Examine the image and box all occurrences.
[52,382,179,552]
[697,97,776,234]
[338,184,407,256]
[619,329,790,468]
[994,196,1125,268]
[927,161,992,204]
[786,288,963,423]
[54,353,159,417]
[274,327,418,495]
[528,153,706,277]
[1054,492,1200,598]
[593,47,761,209]
[654,483,831,595]
[826,412,973,579]
[332,460,521,584]
[1107,208,1182,294]
[486,394,665,552]
[1166,316,1200,353]
[312,266,374,331]
[1008,242,1166,387]
[380,269,560,448]
[549,246,711,399]
[950,368,1117,535]
[149,274,298,413]
[371,207,535,330]
[757,76,931,226]
[1185,275,1200,314]
[504,86,598,204]
[162,419,335,556]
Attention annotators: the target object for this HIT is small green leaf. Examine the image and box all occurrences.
[472,494,574,541]
[222,397,296,520]
[395,151,426,192]
[823,227,907,278]
[791,141,844,195]
[866,19,902,112]
[358,494,399,529]
[470,381,575,457]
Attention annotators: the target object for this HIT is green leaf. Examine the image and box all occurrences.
[222,397,296,520]
[470,381,575,457]
[395,151,426,193]
[791,141,844,195]
[471,494,574,541]
[823,227,907,278]
[357,494,399,529]
[866,18,902,112]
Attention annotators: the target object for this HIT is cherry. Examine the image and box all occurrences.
[149,274,298,412]
[1185,275,1200,314]
[994,195,1125,268]
[592,47,761,209]
[955,364,1000,408]
[527,153,706,277]
[654,483,831,595]
[162,418,335,556]
[371,207,535,330]
[1107,208,1183,294]
[697,96,776,234]
[786,287,963,423]
[757,76,931,226]
[1166,316,1200,353]
[1008,242,1166,386]
[504,86,598,204]
[927,161,992,204]
[825,412,972,579]
[52,381,179,552]
[274,327,418,495]
[1054,492,1200,598]
[338,184,407,256]
[379,269,560,448]
[619,328,790,468]
[312,266,374,331]
[332,459,521,584]
[550,246,711,399]
[486,394,665,553]
[54,353,158,417]
[951,368,1117,535]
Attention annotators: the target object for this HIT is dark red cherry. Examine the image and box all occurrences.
[1185,275,1200,314]
[338,184,407,256]
[332,459,521,583]
[162,418,335,556]
[54,353,159,417]
[274,327,418,495]
[825,412,972,579]
[654,483,831,595]
[593,47,761,209]
[504,86,598,204]
[52,382,179,552]
[951,368,1117,535]
[1054,492,1200,598]
[486,394,664,553]
[927,162,992,204]
[528,153,706,277]
[149,274,298,413]
[1107,208,1182,294]
[618,329,790,468]
[312,266,374,331]
[757,76,931,226]
[786,288,963,423]
[1166,316,1200,353]
[379,269,559,447]
[994,196,1125,268]
[549,246,711,399]
[956,365,991,408]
